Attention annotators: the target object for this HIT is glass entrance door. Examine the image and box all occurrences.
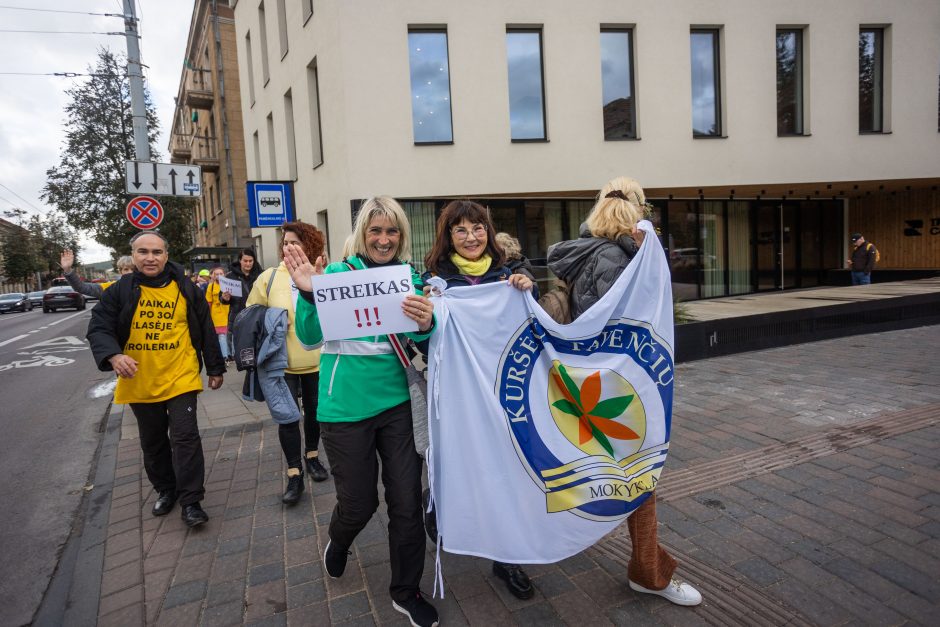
[754,203,798,290]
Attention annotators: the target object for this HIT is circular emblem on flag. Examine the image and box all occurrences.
[126,196,164,229]
[496,318,674,522]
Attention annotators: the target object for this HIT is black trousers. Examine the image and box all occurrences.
[129,391,205,506]
[321,401,424,602]
[281,372,321,469]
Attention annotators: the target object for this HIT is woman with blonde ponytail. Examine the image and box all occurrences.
[546,177,703,607]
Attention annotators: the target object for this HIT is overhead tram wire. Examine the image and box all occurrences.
[0,182,48,214]
[0,29,129,36]
[0,5,125,18]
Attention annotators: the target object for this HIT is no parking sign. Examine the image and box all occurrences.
[126,196,164,229]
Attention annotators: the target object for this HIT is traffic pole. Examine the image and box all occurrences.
[123,0,150,162]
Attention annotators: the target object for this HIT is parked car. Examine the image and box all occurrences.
[43,286,86,312]
[28,290,46,307]
[0,292,32,314]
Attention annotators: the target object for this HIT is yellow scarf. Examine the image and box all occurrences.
[450,253,492,276]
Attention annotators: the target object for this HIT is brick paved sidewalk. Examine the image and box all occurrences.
[86,325,939,625]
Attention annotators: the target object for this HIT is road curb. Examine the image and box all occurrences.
[33,400,123,626]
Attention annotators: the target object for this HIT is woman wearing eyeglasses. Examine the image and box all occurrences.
[422,200,536,600]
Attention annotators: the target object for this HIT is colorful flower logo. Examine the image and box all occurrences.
[547,360,646,458]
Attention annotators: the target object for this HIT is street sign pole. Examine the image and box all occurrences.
[123,0,150,162]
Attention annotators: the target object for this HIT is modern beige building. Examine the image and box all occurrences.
[170,0,251,253]
[233,0,940,298]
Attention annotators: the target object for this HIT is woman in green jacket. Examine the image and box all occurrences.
[284,196,439,627]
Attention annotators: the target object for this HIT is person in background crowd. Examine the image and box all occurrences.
[205,265,232,363]
[247,222,329,505]
[422,200,536,601]
[60,249,134,298]
[547,176,702,606]
[220,248,261,349]
[87,231,225,528]
[847,232,876,285]
[284,197,439,627]
[196,268,210,291]
[494,231,539,298]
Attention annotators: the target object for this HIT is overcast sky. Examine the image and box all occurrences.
[0,0,195,262]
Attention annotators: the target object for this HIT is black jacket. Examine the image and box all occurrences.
[87,261,225,377]
[547,222,639,320]
[850,242,876,273]
[224,263,262,328]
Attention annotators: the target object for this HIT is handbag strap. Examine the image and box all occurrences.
[343,259,412,370]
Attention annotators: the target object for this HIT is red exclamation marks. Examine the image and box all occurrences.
[363,308,371,326]
[373,307,381,326]
[355,310,362,328]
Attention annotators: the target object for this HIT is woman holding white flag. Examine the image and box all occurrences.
[547,177,703,606]
[284,197,440,627]
[422,200,536,600]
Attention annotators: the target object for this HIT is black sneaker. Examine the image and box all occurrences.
[392,592,439,627]
[323,539,350,578]
[305,456,329,482]
[282,473,305,505]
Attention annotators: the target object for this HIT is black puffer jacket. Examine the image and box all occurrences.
[86,261,225,376]
[546,223,639,320]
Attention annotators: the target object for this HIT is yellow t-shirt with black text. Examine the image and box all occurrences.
[205,282,230,329]
[114,284,203,404]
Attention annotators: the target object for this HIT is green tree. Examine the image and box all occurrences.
[41,48,194,262]
[1,210,38,287]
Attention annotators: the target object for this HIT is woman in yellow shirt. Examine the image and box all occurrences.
[205,265,232,363]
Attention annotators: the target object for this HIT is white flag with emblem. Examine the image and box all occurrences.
[426,220,674,565]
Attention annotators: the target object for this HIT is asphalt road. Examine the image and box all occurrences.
[0,305,113,626]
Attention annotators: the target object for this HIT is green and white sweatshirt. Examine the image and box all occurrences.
[294,255,434,422]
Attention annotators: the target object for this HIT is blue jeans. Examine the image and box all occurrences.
[851,271,871,285]
[217,333,229,359]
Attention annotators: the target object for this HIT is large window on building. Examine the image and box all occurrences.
[258,1,270,85]
[776,28,804,135]
[690,29,721,137]
[306,58,324,168]
[407,29,454,144]
[859,27,885,133]
[283,89,297,179]
[265,112,277,177]
[245,32,256,105]
[600,29,637,140]
[276,0,288,59]
[303,0,313,24]
[401,201,437,272]
[506,29,547,141]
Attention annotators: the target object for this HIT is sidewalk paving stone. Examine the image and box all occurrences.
[74,325,940,625]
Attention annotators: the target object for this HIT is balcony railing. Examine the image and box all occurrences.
[191,135,220,171]
[184,68,214,109]
[170,132,192,161]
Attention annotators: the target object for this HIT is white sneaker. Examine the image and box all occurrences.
[629,577,703,606]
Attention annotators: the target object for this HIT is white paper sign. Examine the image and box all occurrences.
[311,265,419,341]
[218,276,243,297]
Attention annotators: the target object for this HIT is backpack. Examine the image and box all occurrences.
[538,279,572,324]
[866,242,881,264]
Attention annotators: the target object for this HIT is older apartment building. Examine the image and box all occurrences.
[170,0,251,252]
[233,0,940,299]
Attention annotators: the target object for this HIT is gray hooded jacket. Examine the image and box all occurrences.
[253,307,302,425]
[546,223,639,320]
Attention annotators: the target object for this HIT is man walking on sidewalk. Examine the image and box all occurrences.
[87,231,225,528]
[847,232,876,285]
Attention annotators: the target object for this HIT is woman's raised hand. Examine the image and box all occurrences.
[283,242,324,292]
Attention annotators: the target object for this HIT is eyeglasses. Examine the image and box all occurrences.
[451,224,487,241]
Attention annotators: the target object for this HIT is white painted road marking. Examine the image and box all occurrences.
[0,334,29,348]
